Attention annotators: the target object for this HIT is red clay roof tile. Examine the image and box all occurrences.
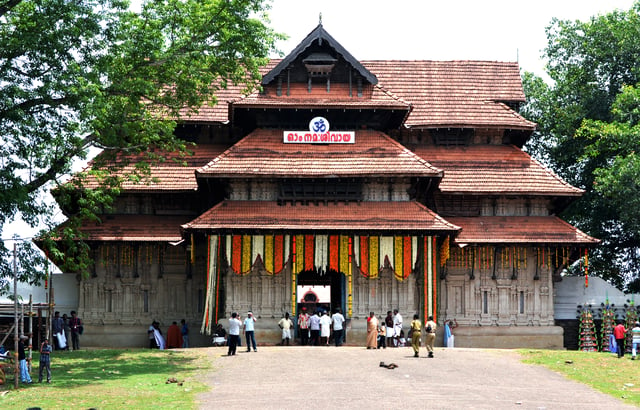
[183,200,459,233]
[231,83,411,110]
[181,60,533,130]
[75,215,190,241]
[448,216,599,245]
[197,129,443,178]
[413,145,583,196]
[77,144,229,192]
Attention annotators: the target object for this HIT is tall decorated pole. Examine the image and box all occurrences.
[624,298,637,354]
[599,297,616,352]
[578,305,598,352]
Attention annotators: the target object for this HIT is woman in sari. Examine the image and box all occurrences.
[366,311,378,349]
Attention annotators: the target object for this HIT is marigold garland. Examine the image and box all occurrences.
[439,237,450,267]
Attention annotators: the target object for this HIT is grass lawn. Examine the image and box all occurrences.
[520,349,640,406]
[0,348,211,409]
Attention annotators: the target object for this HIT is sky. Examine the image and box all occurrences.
[265,0,637,79]
[2,0,638,249]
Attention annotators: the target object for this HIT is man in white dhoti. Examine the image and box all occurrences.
[393,309,403,347]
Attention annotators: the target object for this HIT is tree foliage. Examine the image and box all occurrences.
[522,2,640,290]
[0,0,282,294]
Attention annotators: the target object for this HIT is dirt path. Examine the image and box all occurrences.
[197,346,636,409]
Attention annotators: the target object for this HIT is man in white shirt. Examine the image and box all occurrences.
[243,311,257,352]
[331,308,346,347]
[393,309,403,347]
[227,312,242,356]
[278,312,294,346]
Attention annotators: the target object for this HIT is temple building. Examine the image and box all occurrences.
[50,23,598,348]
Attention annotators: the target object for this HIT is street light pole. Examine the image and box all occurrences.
[13,242,19,389]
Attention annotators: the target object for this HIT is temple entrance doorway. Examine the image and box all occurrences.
[296,269,345,315]
[296,269,346,344]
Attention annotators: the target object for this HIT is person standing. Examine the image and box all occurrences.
[444,318,458,348]
[384,311,394,347]
[410,314,422,357]
[278,312,294,346]
[331,308,346,347]
[166,321,183,349]
[425,315,437,358]
[227,312,242,356]
[52,311,66,351]
[614,320,627,358]
[298,308,310,346]
[319,311,331,345]
[377,320,387,349]
[69,311,82,351]
[366,311,378,349]
[62,314,71,351]
[148,321,165,350]
[309,311,321,346]
[632,322,640,360]
[393,309,403,347]
[38,339,52,383]
[18,335,32,384]
[243,311,258,352]
[181,319,189,348]
[148,321,158,348]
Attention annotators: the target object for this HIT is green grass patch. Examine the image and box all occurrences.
[520,349,640,406]
[0,348,211,409]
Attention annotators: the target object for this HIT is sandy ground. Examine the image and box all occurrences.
[196,345,637,410]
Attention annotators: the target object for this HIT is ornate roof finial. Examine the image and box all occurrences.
[319,12,322,25]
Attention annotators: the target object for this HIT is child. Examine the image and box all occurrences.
[632,322,640,360]
[39,339,52,383]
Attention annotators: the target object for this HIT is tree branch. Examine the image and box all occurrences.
[0,0,22,17]
[0,95,70,118]
[24,133,97,194]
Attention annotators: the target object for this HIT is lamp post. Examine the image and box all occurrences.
[13,242,19,389]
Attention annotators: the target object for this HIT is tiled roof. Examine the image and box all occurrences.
[74,215,190,241]
[197,129,443,178]
[447,216,600,245]
[179,60,534,130]
[182,200,460,233]
[77,144,228,192]
[362,60,534,129]
[413,145,583,196]
[231,83,410,110]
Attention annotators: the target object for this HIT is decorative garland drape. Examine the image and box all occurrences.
[224,234,422,280]
[201,235,219,335]
[202,234,438,330]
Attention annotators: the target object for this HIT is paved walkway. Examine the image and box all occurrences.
[197,346,636,409]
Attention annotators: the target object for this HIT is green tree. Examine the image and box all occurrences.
[522,2,640,289]
[0,0,282,294]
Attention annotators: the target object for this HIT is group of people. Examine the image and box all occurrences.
[51,310,83,351]
[147,319,189,350]
[221,307,348,354]
[366,310,458,358]
[15,335,53,385]
[364,309,406,349]
[612,320,640,359]
[297,307,346,347]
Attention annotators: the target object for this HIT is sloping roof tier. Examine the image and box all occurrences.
[447,216,599,245]
[197,129,443,178]
[77,144,228,192]
[231,83,410,110]
[74,215,191,241]
[182,200,460,233]
[179,60,534,130]
[413,144,583,196]
[363,60,534,129]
